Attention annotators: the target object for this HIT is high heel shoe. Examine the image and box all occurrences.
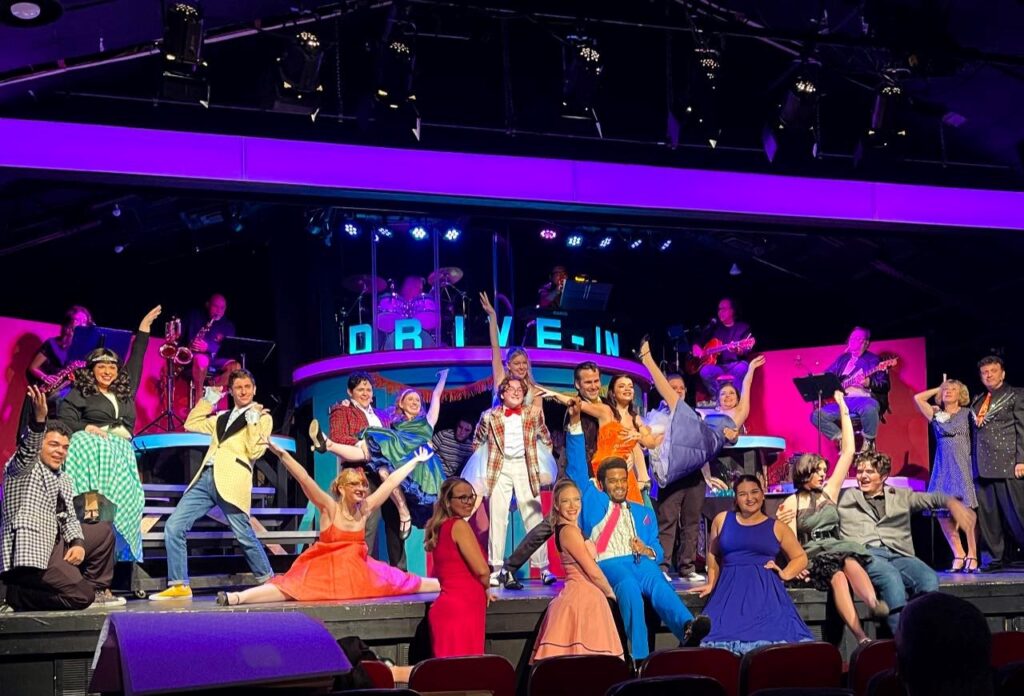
[949,557,965,573]
[308,419,328,454]
[963,557,979,573]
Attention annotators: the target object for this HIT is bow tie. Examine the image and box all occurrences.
[504,406,522,417]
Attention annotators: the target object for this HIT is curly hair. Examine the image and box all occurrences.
[603,374,640,426]
[935,379,970,409]
[423,477,474,552]
[74,348,133,400]
[854,450,892,477]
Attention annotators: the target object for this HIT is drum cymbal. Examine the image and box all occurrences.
[428,267,463,286]
[343,274,386,293]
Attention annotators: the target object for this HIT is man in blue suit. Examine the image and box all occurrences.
[564,401,711,661]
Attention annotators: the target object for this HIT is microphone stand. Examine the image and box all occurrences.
[338,292,367,353]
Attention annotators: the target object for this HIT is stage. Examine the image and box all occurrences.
[3,571,1023,696]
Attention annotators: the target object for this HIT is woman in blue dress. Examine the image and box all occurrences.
[690,475,813,655]
[913,378,979,572]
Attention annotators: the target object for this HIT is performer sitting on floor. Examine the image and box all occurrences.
[217,440,439,606]
[562,398,711,661]
[316,370,449,530]
[531,478,624,662]
[59,305,161,563]
[465,377,557,586]
[150,369,274,600]
[1,387,124,612]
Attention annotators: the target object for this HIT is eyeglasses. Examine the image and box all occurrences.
[451,494,477,504]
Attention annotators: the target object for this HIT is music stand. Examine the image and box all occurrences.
[793,373,843,455]
[217,336,276,371]
[559,280,612,311]
[68,326,134,362]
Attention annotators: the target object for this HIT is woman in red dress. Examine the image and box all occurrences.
[216,439,440,606]
[423,477,492,656]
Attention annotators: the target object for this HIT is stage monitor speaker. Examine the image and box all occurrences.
[89,611,350,695]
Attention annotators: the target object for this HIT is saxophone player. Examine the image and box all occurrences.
[183,293,236,404]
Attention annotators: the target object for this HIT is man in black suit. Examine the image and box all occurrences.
[970,355,1024,571]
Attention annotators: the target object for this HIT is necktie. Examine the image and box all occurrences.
[504,406,522,416]
[595,503,622,554]
[977,392,992,424]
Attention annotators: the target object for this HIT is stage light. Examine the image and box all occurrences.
[598,236,613,249]
[855,74,910,168]
[443,227,461,242]
[375,225,393,239]
[113,244,126,254]
[566,234,584,248]
[562,33,603,122]
[540,228,557,241]
[272,31,324,120]
[660,239,673,252]
[161,3,209,106]
[1,1,62,27]
[376,18,416,111]
[763,58,822,163]
[629,238,643,250]
[306,210,325,237]
[730,262,742,276]
[344,222,360,237]
[111,204,122,218]
[410,225,428,240]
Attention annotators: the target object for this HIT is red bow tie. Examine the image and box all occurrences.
[504,406,522,416]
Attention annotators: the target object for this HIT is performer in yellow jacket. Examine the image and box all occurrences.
[150,368,274,600]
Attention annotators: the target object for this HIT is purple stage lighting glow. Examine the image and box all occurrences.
[444,227,461,241]
[410,225,428,240]
[540,228,557,240]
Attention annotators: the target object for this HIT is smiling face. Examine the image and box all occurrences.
[40,430,71,471]
[598,464,630,504]
[576,367,602,402]
[230,376,256,408]
[735,479,764,516]
[448,481,477,518]
[336,469,370,505]
[507,351,530,380]
[92,361,118,389]
[398,391,422,419]
[856,460,886,497]
[348,378,374,409]
[718,384,739,410]
[610,376,634,406]
[501,379,526,409]
[555,485,582,524]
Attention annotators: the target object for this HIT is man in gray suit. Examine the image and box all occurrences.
[837,450,974,634]
[1,387,121,612]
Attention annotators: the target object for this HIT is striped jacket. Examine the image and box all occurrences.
[473,406,551,497]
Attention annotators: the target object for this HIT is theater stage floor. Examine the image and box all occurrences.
[2,571,1024,696]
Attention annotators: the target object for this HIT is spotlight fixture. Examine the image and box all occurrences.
[344,222,360,238]
[566,234,584,248]
[763,58,823,163]
[855,73,910,167]
[111,203,122,218]
[659,239,673,252]
[562,32,603,123]
[443,227,461,242]
[1,0,63,27]
[598,236,613,249]
[113,244,126,255]
[306,209,325,237]
[161,3,209,106]
[540,228,558,241]
[629,238,643,250]
[272,31,324,120]
[376,16,417,110]
[375,225,393,239]
[729,262,742,276]
[410,225,429,241]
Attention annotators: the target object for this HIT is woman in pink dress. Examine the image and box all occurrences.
[423,477,492,657]
[531,479,625,662]
[215,439,439,606]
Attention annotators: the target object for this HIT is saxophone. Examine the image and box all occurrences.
[184,316,218,363]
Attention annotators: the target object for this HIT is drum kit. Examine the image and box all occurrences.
[340,267,467,349]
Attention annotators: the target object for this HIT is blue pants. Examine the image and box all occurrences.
[164,468,274,585]
[599,555,694,660]
[699,361,749,399]
[865,546,938,634]
[811,396,880,440]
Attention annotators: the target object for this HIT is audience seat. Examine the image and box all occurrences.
[864,668,904,696]
[360,660,397,689]
[331,690,419,696]
[991,631,1024,668]
[606,675,727,696]
[529,654,631,696]
[750,690,852,696]
[408,655,516,696]
[996,660,1024,696]
[847,639,897,696]
[739,642,843,695]
[639,647,740,696]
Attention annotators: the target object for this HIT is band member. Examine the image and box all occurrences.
[692,298,755,398]
[810,326,890,451]
[474,377,555,586]
[60,306,161,563]
[970,356,1024,571]
[149,369,274,600]
[183,293,236,404]
[1,387,123,611]
[538,265,569,310]
[18,305,93,434]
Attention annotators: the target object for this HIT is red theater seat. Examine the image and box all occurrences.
[360,660,397,689]
[332,690,420,696]
[639,647,740,696]
[864,668,904,696]
[606,675,727,696]
[408,655,515,696]
[848,639,896,696]
[739,642,843,695]
[991,631,1024,668]
[529,654,631,696]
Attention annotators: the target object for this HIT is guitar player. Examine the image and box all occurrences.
[691,297,755,400]
[810,326,893,452]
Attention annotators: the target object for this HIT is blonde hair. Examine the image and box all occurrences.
[390,388,423,421]
[548,479,581,524]
[330,467,369,499]
[935,379,970,409]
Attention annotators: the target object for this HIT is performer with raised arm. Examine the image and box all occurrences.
[561,398,710,661]
[1,387,123,612]
[216,440,439,606]
[149,368,274,600]
[60,305,161,563]
[776,392,889,645]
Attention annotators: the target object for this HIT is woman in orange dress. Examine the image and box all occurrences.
[540,375,662,504]
[532,479,624,662]
[216,439,440,606]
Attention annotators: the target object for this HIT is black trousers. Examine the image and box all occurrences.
[655,472,706,575]
[363,473,407,571]
[3,521,115,611]
[505,518,555,573]
[976,476,1024,564]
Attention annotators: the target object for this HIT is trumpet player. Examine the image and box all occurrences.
[183,294,236,405]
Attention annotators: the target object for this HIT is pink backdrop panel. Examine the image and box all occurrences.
[746,337,930,479]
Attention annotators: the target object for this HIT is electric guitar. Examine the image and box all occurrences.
[840,357,898,390]
[42,360,86,395]
[685,336,756,375]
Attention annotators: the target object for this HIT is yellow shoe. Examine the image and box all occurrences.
[148,585,192,601]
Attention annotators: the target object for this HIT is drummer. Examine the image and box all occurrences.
[398,275,427,305]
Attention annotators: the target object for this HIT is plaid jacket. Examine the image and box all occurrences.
[473,406,551,497]
[328,402,392,446]
[1,426,84,573]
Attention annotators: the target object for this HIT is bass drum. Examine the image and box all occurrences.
[377,293,405,333]
[381,331,436,350]
[411,293,438,330]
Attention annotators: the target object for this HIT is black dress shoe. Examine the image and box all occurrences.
[498,569,524,590]
[981,560,1004,573]
[308,419,328,454]
[681,615,712,647]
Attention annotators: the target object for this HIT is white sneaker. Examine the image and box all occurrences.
[682,571,706,582]
[93,589,127,607]
[489,572,500,587]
